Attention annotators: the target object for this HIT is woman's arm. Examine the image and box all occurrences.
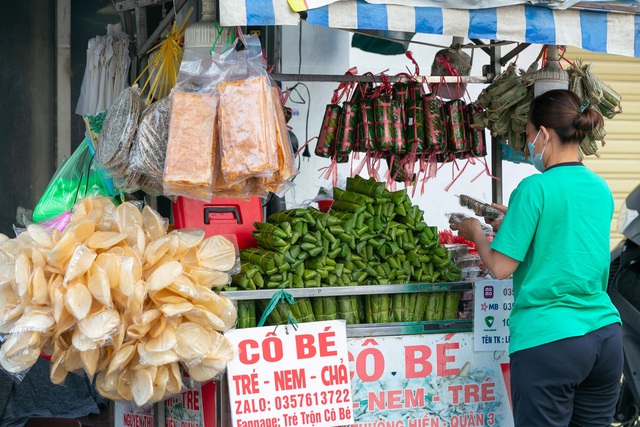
[452,217,520,280]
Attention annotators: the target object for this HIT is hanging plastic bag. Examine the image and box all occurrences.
[129,96,171,183]
[216,34,279,187]
[161,27,226,201]
[33,139,114,223]
[127,96,172,196]
[163,91,219,201]
[257,86,299,195]
[96,87,145,182]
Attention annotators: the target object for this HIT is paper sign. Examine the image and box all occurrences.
[348,332,513,427]
[474,279,514,352]
[225,320,353,427]
[114,401,154,427]
[165,378,216,427]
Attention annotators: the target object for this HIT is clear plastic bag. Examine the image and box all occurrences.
[216,35,279,186]
[163,91,219,201]
[96,87,145,182]
[257,86,299,196]
[447,212,494,237]
[33,139,114,223]
[129,96,172,184]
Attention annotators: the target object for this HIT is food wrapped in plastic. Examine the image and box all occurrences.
[210,140,259,199]
[130,96,172,182]
[447,212,494,238]
[316,104,341,157]
[163,91,218,200]
[113,168,163,196]
[96,87,145,179]
[218,75,278,186]
[458,194,502,219]
[257,86,298,195]
[0,197,237,401]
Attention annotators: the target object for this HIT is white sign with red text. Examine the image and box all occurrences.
[164,378,216,427]
[225,320,353,427]
[114,400,154,427]
[348,333,513,427]
[473,279,514,352]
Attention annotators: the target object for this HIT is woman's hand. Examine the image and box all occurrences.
[451,207,520,280]
[485,203,507,232]
[450,217,483,243]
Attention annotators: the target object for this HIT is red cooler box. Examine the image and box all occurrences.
[172,197,263,249]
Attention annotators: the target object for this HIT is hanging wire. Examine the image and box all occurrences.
[297,22,312,159]
[287,82,312,164]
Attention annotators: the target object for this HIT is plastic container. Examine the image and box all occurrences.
[459,195,502,219]
[456,255,482,268]
[444,243,469,261]
[460,267,482,281]
[172,196,264,249]
[460,290,474,301]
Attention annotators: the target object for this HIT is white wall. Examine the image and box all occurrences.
[280,23,539,232]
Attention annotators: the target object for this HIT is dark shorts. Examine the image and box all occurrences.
[510,323,623,427]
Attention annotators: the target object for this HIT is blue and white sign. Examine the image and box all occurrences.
[474,279,514,352]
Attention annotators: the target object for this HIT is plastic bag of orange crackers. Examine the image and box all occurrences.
[257,86,298,196]
[216,34,289,188]
[163,91,218,200]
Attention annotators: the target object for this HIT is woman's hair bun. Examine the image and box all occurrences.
[530,90,603,144]
[574,106,603,132]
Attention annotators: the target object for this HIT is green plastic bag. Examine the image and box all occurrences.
[33,139,114,223]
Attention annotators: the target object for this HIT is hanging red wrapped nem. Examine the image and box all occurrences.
[335,101,358,163]
[422,93,447,153]
[315,104,342,158]
[405,82,425,153]
[445,99,470,155]
[374,96,394,152]
[466,103,487,157]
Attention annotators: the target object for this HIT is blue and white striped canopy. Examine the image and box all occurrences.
[219,0,640,58]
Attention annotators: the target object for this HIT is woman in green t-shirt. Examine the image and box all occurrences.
[452,89,622,427]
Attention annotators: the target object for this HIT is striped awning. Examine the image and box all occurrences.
[219,0,640,58]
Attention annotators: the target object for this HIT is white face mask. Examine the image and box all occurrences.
[527,130,546,172]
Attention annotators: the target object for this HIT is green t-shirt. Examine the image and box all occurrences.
[490,163,620,354]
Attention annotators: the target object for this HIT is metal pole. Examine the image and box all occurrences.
[489,41,503,205]
[56,0,71,165]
